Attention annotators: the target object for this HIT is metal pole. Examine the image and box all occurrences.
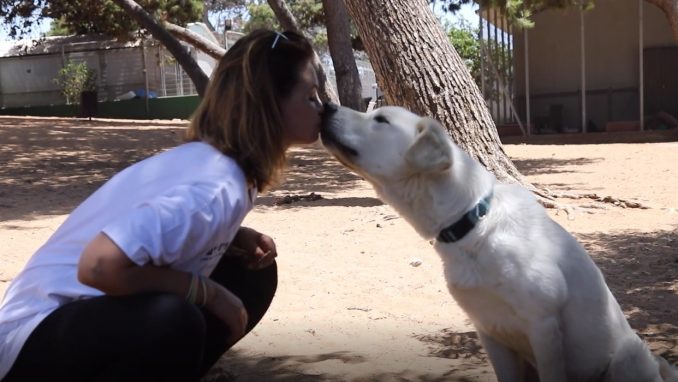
[501,12,507,124]
[142,41,150,118]
[493,8,500,121]
[639,0,645,130]
[481,39,525,135]
[524,28,531,136]
[580,3,587,132]
[487,10,493,112]
[160,49,167,97]
[508,20,515,124]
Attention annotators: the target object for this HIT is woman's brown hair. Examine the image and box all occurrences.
[186,29,315,191]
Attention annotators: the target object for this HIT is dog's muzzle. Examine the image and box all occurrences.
[320,103,358,158]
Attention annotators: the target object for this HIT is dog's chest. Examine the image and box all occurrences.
[437,245,535,359]
[448,285,534,360]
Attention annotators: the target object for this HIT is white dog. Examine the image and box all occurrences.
[320,104,677,382]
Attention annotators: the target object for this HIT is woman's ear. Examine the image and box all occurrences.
[404,118,452,174]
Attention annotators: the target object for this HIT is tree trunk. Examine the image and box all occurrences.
[342,0,525,185]
[112,0,209,97]
[322,0,365,111]
[645,0,678,44]
[267,0,339,104]
[164,21,226,60]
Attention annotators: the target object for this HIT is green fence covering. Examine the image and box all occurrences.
[0,95,201,120]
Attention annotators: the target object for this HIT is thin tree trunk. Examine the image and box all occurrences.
[164,21,226,60]
[322,0,364,110]
[342,0,525,185]
[645,0,678,44]
[266,0,339,104]
[112,0,209,97]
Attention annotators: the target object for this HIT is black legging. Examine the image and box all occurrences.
[2,256,277,382]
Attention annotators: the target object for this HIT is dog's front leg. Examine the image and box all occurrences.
[479,331,524,382]
[528,316,567,382]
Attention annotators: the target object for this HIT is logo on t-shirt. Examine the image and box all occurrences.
[202,242,229,262]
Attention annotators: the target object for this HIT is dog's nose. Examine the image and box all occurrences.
[323,102,338,116]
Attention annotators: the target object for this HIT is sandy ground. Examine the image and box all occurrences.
[0,116,676,381]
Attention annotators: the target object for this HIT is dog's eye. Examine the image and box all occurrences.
[374,115,390,124]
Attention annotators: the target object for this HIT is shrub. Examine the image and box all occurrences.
[53,60,97,104]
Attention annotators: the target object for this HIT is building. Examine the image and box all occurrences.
[0,26,377,119]
[479,0,678,135]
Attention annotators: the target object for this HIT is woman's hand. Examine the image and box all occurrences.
[230,227,277,270]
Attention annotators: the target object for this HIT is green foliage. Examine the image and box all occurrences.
[444,19,512,103]
[289,0,326,48]
[447,20,480,83]
[46,17,72,36]
[204,0,247,14]
[289,0,324,29]
[242,0,328,51]
[204,0,248,30]
[1,0,203,39]
[53,60,97,104]
[243,2,278,32]
[430,0,595,28]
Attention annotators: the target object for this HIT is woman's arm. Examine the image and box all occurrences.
[78,232,247,344]
[78,232,187,296]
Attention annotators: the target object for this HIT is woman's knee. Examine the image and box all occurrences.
[142,293,206,342]
[116,293,207,379]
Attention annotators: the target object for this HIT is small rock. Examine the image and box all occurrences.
[409,258,423,267]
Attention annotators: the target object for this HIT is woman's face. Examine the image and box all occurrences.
[280,60,323,148]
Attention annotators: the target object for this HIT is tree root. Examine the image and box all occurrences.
[532,187,651,218]
[274,192,323,206]
[548,190,651,209]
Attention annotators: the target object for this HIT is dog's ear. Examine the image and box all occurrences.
[405,118,452,173]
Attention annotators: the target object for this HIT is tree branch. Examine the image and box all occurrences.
[163,21,226,60]
[111,0,209,97]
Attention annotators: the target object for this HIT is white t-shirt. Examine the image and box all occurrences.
[0,141,256,379]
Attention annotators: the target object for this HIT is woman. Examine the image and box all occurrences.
[0,29,323,381]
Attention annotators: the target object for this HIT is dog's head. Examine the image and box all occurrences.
[320,104,452,186]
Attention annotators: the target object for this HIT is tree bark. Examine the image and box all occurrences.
[164,21,226,60]
[342,0,525,184]
[267,0,339,104]
[322,0,365,110]
[112,0,209,97]
[645,0,678,44]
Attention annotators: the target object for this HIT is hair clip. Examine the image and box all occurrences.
[271,31,289,49]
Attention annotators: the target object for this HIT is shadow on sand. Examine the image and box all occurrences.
[0,117,378,223]
[204,347,491,382]
[0,117,185,222]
